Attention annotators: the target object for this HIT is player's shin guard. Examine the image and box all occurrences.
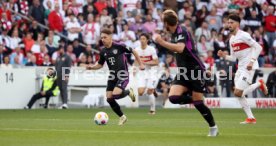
[121,90,130,98]
[193,100,216,127]
[238,96,255,119]
[169,95,193,104]
[107,98,123,117]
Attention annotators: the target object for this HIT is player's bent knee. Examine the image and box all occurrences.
[106,97,114,103]
[234,90,243,97]
[147,89,154,95]
[168,95,180,104]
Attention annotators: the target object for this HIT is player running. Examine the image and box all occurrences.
[87,28,145,125]
[135,33,159,115]
[218,14,268,124]
[152,9,218,137]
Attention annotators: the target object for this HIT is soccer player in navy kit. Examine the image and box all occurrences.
[87,29,145,125]
[153,10,218,136]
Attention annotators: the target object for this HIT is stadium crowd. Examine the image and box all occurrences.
[0,0,275,97]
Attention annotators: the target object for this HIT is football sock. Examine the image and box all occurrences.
[193,100,216,127]
[121,90,130,98]
[242,82,260,97]
[169,95,193,104]
[148,93,156,111]
[237,96,255,119]
[107,98,123,117]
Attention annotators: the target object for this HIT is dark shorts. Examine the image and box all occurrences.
[106,78,129,91]
[172,69,207,93]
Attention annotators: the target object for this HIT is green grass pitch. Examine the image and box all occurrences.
[0,108,275,146]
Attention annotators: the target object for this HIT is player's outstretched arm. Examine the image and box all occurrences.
[86,63,103,70]
[132,49,145,70]
[153,34,185,53]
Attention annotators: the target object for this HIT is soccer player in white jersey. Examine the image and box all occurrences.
[135,33,159,115]
[218,14,268,124]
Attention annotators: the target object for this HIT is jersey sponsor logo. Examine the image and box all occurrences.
[176,34,185,42]
[140,55,153,62]
[113,49,118,54]
[231,42,250,52]
[108,57,116,65]
[242,76,247,81]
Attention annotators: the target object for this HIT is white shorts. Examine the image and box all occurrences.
[234,69,254,90]
[137,71,157,89]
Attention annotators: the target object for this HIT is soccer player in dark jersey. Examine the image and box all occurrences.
[87,28,145,125]
[152,9,218,136]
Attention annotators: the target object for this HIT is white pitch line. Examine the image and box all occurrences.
[0,128,275,137]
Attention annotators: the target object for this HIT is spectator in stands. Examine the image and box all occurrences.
[205,68,218,97]
[245,10,262,32]
[48,3,64,32]
[29,0,45,25]
[165,53,177,67]
[266,70,276,97]
[119,24,135,48]
[178,1,190,22]
[82,14,100,48]
[77,54,87,67]
[99,8,112,27]
[42,55,53,66]
[13,56,22,68]
[72,39,84,58]
[66,44,77,64]
[0,56,12,69]
[65,13,81,41]
[55,45,72,109]
[211,0,229,16]
[197,35,212,58]
[195,21,211,41]
[264,5,276,49]
[9,29,21,50]
[213,33,227,60]
[24,67,59,109]
[206,7,222,32]
[94,0,107,15]
[142,14,157,34]
[106,0,117,19]
[44,0,52,20]
[25,55,37,66]
[23,32,35,53]
[83,0,97,19]
[120,0,138,17]
[79,45,94,62]
[0,44,12,64]
[0,2,12,21]
[156,65,173,106]
[0,29,11,49]
[10,46,24,65]
[216,50,235,97]
[195,5,209,28]
[132,1,144,16]
[253,29,269,67]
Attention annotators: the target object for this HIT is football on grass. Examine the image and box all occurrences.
[94,112,109,125]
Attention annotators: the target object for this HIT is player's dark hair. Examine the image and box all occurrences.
[228,14,240,23]
[101,28,112,35]
[163,9,178,26]
[139,33,149,40]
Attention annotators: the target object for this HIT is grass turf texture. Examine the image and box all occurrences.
[0,108,275,146]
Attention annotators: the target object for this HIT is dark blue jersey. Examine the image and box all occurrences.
[171,25,205,70]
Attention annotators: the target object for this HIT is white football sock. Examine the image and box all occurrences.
[242,82,261,97]
[237,96,255,119]
[148,94,156,112]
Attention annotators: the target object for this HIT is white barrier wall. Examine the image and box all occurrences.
[165,98,276,108]
[0,68,36,109]
[0,67,275,109]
